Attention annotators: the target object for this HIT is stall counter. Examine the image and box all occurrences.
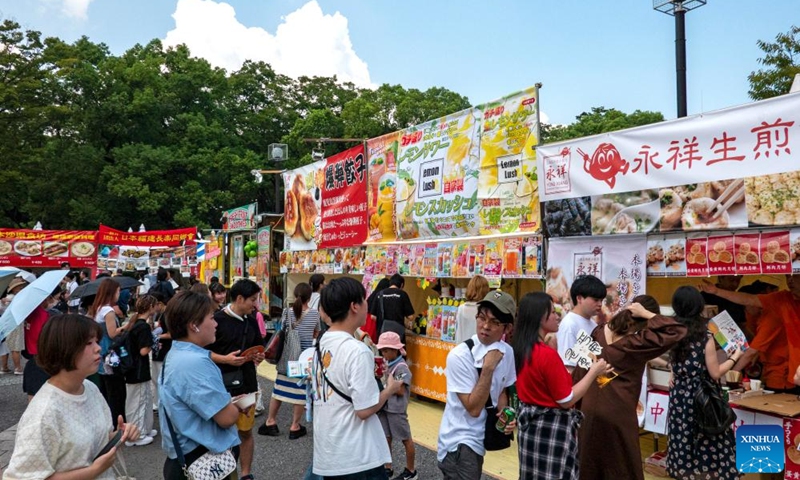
[406,333,455,402]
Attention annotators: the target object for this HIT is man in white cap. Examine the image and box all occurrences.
[437,290,517,479]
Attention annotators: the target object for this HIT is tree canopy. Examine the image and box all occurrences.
[541,107,665,144]
[748,25,800,100]
[0,20,470,230]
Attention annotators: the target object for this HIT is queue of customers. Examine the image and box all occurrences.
[5,269,800,480]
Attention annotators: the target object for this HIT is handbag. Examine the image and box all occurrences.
[161,354,237,480]
[464,339,512,451]
[277,309,304,375]
[694,370,736,436]
[264,309,287,365]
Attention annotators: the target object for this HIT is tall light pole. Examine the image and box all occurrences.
[654,0,706,118]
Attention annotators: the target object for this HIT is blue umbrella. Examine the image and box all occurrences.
[0,270,67,343]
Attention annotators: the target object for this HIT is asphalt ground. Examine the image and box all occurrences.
[1,373,495,479]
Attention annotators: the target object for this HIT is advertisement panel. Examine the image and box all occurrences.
[320,144,368,248]
[256,227,270,314]
[97,225,198,276]
[546,235,646,319]
[0,229,97,268]
[222,204,257,232]
[395,108,481,239]
[98,225,196,246]
[283,161,325,251]
[367,132,400,242]
[477,86,541,235]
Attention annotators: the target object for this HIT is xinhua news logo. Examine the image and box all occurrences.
[736,425,784,473]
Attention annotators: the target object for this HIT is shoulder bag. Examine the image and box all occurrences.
[161,355,237,480]
[464,338,513,451]
[277,309,304,375]
[264,309,287,364]
[694,370,736,435]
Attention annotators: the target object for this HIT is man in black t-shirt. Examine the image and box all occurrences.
[207,279,265,480]
[369,273,415,342]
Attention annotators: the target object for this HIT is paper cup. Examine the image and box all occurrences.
[750,379,762,391]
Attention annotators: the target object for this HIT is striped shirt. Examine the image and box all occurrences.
[284,308,320,350]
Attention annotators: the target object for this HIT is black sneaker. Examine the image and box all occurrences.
[392,468,418,480]
[257,424,280,436]
[384,467,393,478]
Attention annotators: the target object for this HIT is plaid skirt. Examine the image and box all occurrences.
[518,402,583,480]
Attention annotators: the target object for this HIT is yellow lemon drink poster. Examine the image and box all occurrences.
[478,86,541,235]
[395,108,481,239]
[367,131,400,242]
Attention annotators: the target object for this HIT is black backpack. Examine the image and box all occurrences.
[108,331,135,375]
[694,372,736,435]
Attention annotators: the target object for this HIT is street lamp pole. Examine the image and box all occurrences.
[654,0,707,118]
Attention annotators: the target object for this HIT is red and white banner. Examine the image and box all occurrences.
[0,229,98,268]
[537,93,800,202]
[320,144,368,248]
[98,225,196,247]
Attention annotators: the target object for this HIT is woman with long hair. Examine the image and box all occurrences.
[123,294,159,447]
[575,295,687,480]
[258,283,319,440]
[90,278,131,429]
[454,275,489,343]
[5,314,139,479]
[159,291,242,480]
[667,286,742,479]
[511,292,611,480]
[309,273,325,310]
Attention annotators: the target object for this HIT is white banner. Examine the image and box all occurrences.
[545,235,646,318]
[537,93,800,202]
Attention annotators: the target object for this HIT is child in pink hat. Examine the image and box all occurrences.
[375,332,417,480]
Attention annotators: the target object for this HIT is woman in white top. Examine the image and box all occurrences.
[308,274,325,310]
[4,314,139,480]
[454,275,489,343]
[90,279,132,431]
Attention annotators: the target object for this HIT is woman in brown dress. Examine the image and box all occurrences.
[574,295,687,480]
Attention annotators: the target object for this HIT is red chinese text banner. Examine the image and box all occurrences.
[320,144,368,248]
[98,225,196,247]
[0,229,98,268]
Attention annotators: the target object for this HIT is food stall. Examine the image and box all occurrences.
[536,92,800,477]
[96,225,198,279]
[279,86,544,401]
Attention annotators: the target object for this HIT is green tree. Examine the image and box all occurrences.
[541,107,664,144]
[748,25,800,100]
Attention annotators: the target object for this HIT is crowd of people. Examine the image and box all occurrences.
[3,266,800,480]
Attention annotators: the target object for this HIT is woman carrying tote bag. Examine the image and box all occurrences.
[258,283,319,440]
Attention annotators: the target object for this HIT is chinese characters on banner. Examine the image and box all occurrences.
[478,87,540,235]
[97,225,198,276]
[546,235,646,315]
[395,107,481,239]
[283,161,325,251]
[367,132,400,243]
[320,144,368,248]
[0,229,98,268]
[537,93,800,236]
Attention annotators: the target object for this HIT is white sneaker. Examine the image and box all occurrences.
[125,435,154,447]
[149,429,158,437]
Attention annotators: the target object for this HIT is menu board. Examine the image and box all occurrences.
[706,234,736,276]
[759,231,791,275]
[0,229,97,268]
[685,237,709,277]
[734,233,762,275]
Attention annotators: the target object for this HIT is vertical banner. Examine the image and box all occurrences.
[478,86,541,235]
[546,235,646,317]
[396,108,481,239]
[256,227,270,314]
[367,132,400,242]
[283,161,325,251]
[320,144,368,248]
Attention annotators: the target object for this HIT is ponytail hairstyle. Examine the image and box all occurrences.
[670,286,707,364]
[293,282,312,320]
[309,274,325,293]
[607,294,660,336]
[136,294,158,315]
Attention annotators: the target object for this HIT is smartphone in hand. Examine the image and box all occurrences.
[94,429,124,460]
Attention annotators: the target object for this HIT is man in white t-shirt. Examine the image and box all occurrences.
[65,272,80,313]
[312,277,402,478]
[437,290,517,480]
[555,274,606,371]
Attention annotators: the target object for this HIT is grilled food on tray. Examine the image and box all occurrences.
[285,189,299,236]
[299,192,317,241]
[43,242,68,257]
[14,241,42,256]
